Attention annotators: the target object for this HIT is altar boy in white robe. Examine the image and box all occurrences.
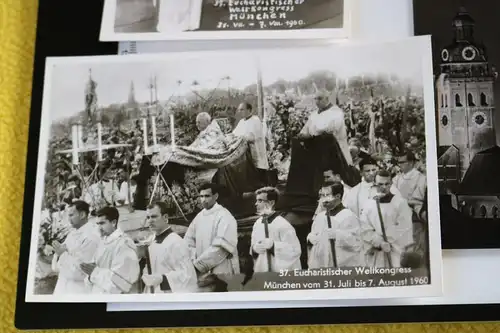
[313,169,351,219]
[343,157,401,218]
[81,206,140,294]
[307,181,364,268]
[141,202,198,293]
[251,187,302,273]
[392,151,427,218]
[360,170,413,268]
[51,200,100,295]
[233,102,269,170]
[184,183,240,278]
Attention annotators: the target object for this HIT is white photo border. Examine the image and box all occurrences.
[25,35,443,303]
[99,0,359,42]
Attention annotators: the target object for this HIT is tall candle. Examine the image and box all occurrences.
[170,113,175,148]
[97,122,103,162]
[71,124,79,165]
[77,124,84,149]
[142,117,148,153]
[151,115,158,151]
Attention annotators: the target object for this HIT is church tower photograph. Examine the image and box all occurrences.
[414,0,500,249]
[436,6,497,182]
[435,5,500,220]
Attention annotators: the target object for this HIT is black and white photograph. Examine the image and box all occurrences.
[26,36,441,303]
[413,0,500,248]
[99,0,355,41]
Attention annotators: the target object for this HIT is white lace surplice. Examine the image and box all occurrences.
[233,115,269,170]
[145,231,198,293]
[184,203,240,276]
[360,196,413,268]
[52,222,101,295]
[86,229,140,294]
[251,216,302,273]
[307,209,364,268]
[343,179,402,218]
[299,105,353,165]
[392,168,427,216]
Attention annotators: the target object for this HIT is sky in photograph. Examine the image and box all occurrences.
[258,38,426,85]
[48,37,429,122]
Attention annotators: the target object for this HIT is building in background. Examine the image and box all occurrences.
[436,6,500,219]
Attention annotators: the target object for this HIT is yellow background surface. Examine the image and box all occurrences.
[1,0,499,332]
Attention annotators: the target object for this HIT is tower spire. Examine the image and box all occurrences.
[84,67,98,122]
[128,80,137,105]
[452,2,475,42]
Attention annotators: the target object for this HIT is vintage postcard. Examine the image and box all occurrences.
[413,0,500,248]
[100,0,357,41]
[26,36,442,303]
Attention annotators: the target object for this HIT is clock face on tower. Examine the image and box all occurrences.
[472,111,487,128]
[441,49,449,62]
[441,114,449,127]
[462,46,476,61]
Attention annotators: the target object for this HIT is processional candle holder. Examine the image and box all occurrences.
[149,104,159,154]
[70,121,80,166]
[140,104,164,155]
[169,111,176,150]
[95,108,104,163]
[140,106,149,154]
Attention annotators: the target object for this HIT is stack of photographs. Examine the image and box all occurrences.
[24,0,500,328]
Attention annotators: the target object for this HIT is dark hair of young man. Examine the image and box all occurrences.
[96,206,120,225]
[147,201,176,216]
[69,200,90,216]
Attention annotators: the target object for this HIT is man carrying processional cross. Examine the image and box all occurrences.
[360,170,413,268]
[250,187,302,273]
[307,181,364,269]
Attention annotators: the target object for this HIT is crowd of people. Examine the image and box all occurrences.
[35,81,429,295]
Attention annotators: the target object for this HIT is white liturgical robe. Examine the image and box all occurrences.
[84,180,119,211]
[52,221,100,294]
[360,194,413,268]
[392,168,427,216]
[298,105,353,165]
[307,206,364,268]
[343,179,402,217]
[313,182,351,220]
[118,182,136,206]
[155,0,202,33]
[251,214,302,273]
[145,228,198,293]
[233,115,269,170]
[184,203,240,275]
[86,228,140,294]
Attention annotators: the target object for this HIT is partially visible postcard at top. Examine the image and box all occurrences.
[100,0,357,41]
[26,36,442,303]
